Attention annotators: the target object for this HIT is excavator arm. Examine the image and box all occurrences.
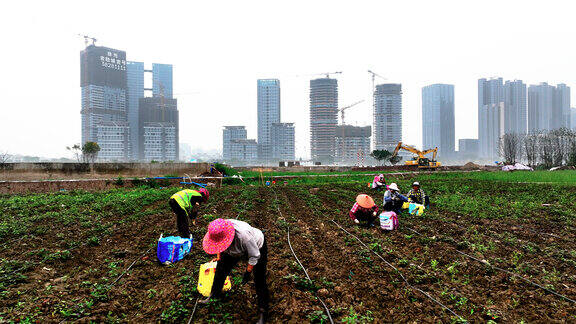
[391,142,423,158]
[420,147,438,161]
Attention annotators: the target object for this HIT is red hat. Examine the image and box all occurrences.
[202,219,235,254]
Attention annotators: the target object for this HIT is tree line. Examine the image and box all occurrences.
[499,128,576,168]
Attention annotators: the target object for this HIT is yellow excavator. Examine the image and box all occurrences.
[391,142,441,169]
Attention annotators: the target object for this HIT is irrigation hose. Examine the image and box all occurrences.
[329,219,466,322]
[187,297,200,324]
[109,246,154,287]
[271,188,334,324]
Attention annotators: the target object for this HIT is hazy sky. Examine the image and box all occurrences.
[1,0,575,159]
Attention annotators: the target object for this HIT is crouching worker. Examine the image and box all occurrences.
[407,181,429,207]
[371,174,387,191]
[169,188,209,238]
[200,219,269,324]
[350,194,379,227]
[383,183,408,215]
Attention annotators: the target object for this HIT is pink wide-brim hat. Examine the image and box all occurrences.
[203,218,235,254]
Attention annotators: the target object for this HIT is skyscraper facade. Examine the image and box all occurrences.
[138,97,179,161]
[503,80,527,134]
[527,82,567,132]
[126,61,145,159]
[270,122,295,161]
[80,45,130,160]
[572,108,576,131]
[556,84,571,130]
[222,126,248,160]
[80,43,179,161]
[422,84,455,156]
[478,78,504,159]
[152,63,173,98]
[229,139,258,165]
[373,84,402,151]
[310,78,338,161]
[335,125,371,162]
[257,79,281,160]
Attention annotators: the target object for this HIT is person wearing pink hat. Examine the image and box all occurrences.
[200,218,269,323]
[168,188,209,238]
[349,194,379,227]
[371,174,387,191]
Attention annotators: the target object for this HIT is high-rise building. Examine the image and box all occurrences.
[479,102,504,159]
[571,108,576,131]
[80,45,130,161]
[527,83,570,132]
[458,139,479,155]
[222,126,247,160]
[422,84,455,157]
[310,78,338,162]
[229,139,258,164]
[126,61,145,159]
[478,78,504,159]
[270,122,295,161]
[335,125,371,163]
[257,79,281,161]
[503,80,527,134]
[373,84,402,151]
[80,42,178,161]
[138,97,179,161]
[152,64,173,99]
[556,84,571,129]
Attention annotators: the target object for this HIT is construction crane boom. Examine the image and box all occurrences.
[338,99,365,125]
[78,34,97,47]
[367,69,387,92]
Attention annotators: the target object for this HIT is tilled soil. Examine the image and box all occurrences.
[1,184,575,322]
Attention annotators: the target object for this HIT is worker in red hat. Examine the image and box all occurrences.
[200,218,269,323]
[349,194,379,227]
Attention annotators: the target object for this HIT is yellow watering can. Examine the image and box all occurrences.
[197,261,232,297]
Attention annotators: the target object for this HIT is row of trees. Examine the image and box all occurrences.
[499,128,576,167]
[66,142,101,163]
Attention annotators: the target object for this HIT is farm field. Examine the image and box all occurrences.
[1,171,576,322]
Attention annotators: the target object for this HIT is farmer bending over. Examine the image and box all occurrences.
[383,183,408,215]
[200,219,269,324]
[168,188,209,238]
[349,194,379,227]
[406,181,429,207]
[371,174,387,191]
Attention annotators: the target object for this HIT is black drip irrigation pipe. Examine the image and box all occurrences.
[401,225,576,304]
[329,219,466,322]
[109,245,154,287]
[271,188,334,324]
[187,297,200,324]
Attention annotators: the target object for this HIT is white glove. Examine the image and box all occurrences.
[354,219,360,224]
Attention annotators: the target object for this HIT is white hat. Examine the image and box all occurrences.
[388,183,399,191]
[412,182,420,186]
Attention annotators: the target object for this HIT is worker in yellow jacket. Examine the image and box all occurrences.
[169,188,210,238]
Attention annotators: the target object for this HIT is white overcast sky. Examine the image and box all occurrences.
[1,0,575,159]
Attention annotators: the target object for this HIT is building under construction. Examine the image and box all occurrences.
[80,44,131,161]
[138,97,179,161]
[310,78,338,162]
[335,125,371,163]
